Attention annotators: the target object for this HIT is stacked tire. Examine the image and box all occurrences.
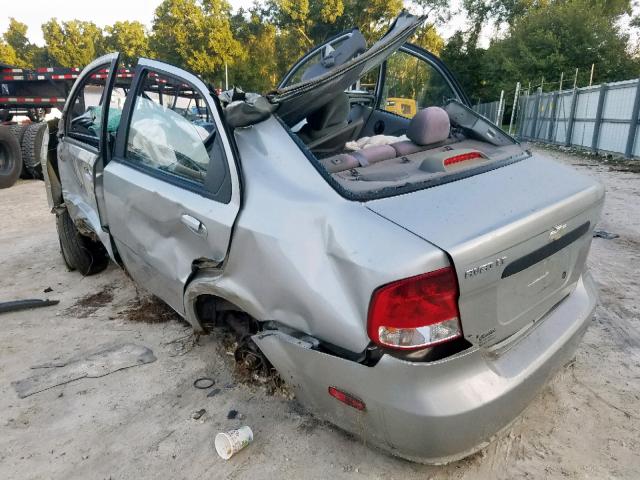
[0,122,50,188]
[0,126,23,189]
[7,124,29,178]
[20,122,49,180]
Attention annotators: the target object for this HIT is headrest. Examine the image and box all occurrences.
[307,93,350,131]
[406,106,450,146]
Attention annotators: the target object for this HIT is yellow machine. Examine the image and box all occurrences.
[384,97,417,118]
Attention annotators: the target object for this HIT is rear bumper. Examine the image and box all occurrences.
[254,273,597,463]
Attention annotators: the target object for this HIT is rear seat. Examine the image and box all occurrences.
[320,106,450,173]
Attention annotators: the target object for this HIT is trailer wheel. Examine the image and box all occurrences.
[0,126,23,189]
[56,209,109,275]
[21,122,49,180]
[8,124,30,178]
[0,109,13,122]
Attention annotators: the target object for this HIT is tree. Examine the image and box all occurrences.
[440,31,489,102]
[42,19,105,67]
[412,24,445,55]
[257,0,417,90]
[150,0,241,80]
[229,9,278,92]
[104,21,149,66]
[308,0,404,42]
[0,40,18,66]
[3,18,39,67]
[483,0,639,96]
[462,0,631,47]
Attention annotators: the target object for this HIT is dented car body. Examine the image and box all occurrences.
[44,12,604,463]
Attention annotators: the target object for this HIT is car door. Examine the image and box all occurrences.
[58,53,121,259]
[102,59,241,315]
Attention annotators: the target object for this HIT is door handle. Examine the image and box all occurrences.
[181,214,207,237]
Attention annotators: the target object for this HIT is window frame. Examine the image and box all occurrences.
[376,44,469,113]
[65,63,112,148]
[113,64,232,203]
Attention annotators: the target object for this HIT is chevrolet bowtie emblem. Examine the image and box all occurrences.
[549,223,568,241]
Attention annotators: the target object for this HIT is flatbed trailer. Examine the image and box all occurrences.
[0,64,134,188]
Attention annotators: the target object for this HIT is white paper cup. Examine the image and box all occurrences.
[215,426,254,459]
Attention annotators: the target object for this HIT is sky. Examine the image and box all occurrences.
[0,0,471,47]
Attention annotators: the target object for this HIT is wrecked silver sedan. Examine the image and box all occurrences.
[43,12,604,463]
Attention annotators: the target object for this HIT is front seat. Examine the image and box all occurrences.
[297,93,363,155]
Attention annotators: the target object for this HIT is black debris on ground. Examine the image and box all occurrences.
[191,409,206,420]
[593,230,620,240]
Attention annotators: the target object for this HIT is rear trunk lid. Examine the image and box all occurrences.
[366,156,604,348]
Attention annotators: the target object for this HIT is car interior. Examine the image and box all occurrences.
[278,39,527,196]
[288,93,525,195]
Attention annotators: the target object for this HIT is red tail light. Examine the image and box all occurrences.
[328,386,366,411]
[367,267,462,350]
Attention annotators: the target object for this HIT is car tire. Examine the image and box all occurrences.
[8,124,30,178]
[56,209,109,275]
[21,122,49,180]
[0,126,23,189]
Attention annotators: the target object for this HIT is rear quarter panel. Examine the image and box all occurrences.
[206,116,450,353]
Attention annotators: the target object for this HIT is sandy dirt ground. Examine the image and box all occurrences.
[0,146,639,479]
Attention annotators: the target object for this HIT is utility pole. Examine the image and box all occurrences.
[573,68,578,89]
[509,82,521,135]
[225,61,229,91]
[589,63,595,86]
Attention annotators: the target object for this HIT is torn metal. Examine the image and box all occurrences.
[12,343,156,398]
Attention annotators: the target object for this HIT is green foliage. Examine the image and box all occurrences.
[229,9,278,92]
[441,0,640,103]
[0,40,18,66]
[42,19,105,67]
[150,0,241,80]
[2,18,43,67]
[412,24,445,55]
[440,31,490,103]
[483,0,638,98]
[104,21,149,66]
[0,0,637,103]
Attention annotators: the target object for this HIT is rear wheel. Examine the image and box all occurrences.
[56,209,109,275]
[0,126,23,189]
[21,123,49,180]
